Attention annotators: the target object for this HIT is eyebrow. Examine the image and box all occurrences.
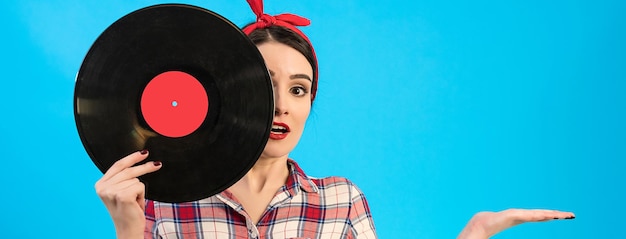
[269,70,312,82]
[290,74,312,82]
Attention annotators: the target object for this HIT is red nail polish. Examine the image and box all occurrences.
[140,149,148,155]
[153,161,161,166]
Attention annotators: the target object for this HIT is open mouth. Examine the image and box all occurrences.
[271,124,289,134]
[269,122,290,140]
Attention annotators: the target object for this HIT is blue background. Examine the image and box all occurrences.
[1,0,624,238]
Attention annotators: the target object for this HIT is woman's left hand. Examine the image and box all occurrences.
[457,209,575,239]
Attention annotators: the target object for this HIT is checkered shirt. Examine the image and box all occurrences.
[144,160,377,239]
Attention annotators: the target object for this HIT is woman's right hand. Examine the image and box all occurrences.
[95,150,162,239]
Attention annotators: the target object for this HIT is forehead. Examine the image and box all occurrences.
[256,42,313,76]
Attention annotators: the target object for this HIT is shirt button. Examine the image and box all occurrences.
[249,229,257,238]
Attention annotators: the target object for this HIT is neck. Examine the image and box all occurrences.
[237,156,290,193]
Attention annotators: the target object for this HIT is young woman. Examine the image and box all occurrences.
[95,1,574,238]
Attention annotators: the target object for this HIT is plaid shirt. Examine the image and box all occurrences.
[144,160,377,239]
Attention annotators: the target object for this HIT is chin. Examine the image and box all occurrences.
[261,142,297,159]
[259,151,289,160]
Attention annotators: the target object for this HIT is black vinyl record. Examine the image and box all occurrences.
[74,4,273,203]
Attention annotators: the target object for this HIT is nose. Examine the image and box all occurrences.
[274,88,289,116]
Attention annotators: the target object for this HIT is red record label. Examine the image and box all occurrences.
[140,71,209,138]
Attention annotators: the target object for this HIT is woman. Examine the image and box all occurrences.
[95,1,574,238]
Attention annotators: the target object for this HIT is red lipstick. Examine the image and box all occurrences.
[269,122,290,140]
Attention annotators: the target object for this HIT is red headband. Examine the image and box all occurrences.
[242,0,318,101]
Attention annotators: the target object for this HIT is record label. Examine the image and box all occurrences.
[140,71,209,138]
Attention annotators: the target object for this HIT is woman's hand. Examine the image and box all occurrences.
[95,150,162,239]
[457,209,575,239]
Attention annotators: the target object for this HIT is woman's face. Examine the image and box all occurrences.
[257,41,313,159]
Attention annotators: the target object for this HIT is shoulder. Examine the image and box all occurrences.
[309,176,369,203]
[289,159,368,201]
[311,176,357,191]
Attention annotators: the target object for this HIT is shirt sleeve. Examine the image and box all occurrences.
[144,199,161,239]
[349,183,377,239]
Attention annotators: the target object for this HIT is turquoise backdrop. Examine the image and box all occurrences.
[1,0,624,238]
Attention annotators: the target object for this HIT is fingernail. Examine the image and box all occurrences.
[140,149,148,155]
[153,161,161,166]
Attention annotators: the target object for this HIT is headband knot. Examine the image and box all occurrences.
[257,14,276,28]
[245,13,310,33]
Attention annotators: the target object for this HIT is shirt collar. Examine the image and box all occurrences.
[286,159,319,194]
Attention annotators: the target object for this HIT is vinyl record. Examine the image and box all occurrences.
[74,4,274,203]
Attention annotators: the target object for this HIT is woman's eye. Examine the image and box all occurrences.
[290,86,308,96]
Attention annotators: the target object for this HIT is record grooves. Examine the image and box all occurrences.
[74,4,274,203]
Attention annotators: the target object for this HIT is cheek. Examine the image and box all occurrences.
[295,104,311,127]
